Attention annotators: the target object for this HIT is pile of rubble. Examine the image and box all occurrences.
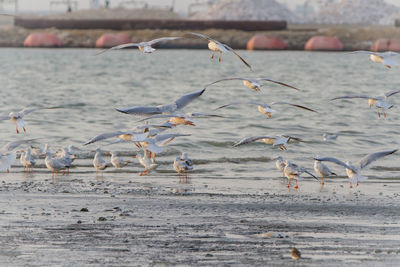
[312,0,400,25]
[191,0,298,23]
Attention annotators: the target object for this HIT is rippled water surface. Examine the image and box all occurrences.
[1,48,399,184]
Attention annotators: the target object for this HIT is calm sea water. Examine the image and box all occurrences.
[0,48,399,184]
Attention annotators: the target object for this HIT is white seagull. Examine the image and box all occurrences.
[116,88,206,116]
[233,135,303,151]
[313,160,337,185]
[188,32,252,70]
[314,149,397,188]
[20,147,36,172]
[274,156,286,175]
[93,148,107,175]
[57,147,73,174]
[204,77,299,92]
[349,51,399,68]
[95,37,182,55]
[110,152,132,169]
[45,150,66,177]
[0,139,36,172]
[136,151,158,176]
[173,152,194,181]
[215,101,317,118]
[283,160,318,189]
[331,89,400,118]
[0,107,58,133]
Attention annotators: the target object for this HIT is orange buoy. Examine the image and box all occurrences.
[247,35,286,50]
[305,36,344,51]
[24,33,62,47]
[95,33,131,48]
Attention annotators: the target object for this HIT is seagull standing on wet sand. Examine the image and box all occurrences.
[110,152,131,169]
[20,147,35,173]
[93,148,107,175]
[313,160,337,185]
[173,152,194,181]
[45,150,66,177]
[283,160,318,189]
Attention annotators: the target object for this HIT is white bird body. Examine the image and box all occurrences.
[314,160,336,184]
[136,152,158,176]
[21,147,35,172]
[173,152,194,181]
[323,133,338,141]
[57,147,72,174]
[95,37,181,55]
[350,50,399,68]
[274,156,286,173]
[189,32,252,69]
[45,151,66,176]
[110,152,130,169]
[283,161,317,189]
[93,148,107,174]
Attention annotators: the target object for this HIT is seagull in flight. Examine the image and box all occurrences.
[233,135,303,151]
[314,149,397,188]
[0,107,58,133]
[215,101,317,118]
[349,51,399,68]
[187,32,252,70]
[116,88,206,116]
[204,77,299,92]
[331,89,400,118]
[95,37,182,55]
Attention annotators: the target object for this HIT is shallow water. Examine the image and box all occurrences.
[1,48,400,266]
[0,48,399,184]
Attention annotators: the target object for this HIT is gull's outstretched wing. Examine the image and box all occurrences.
[187,32,217,43]
[148,37,182,45]
[161,88,206,112]
[0,114,11,121]
[257,78,299,91]
[204,78,249,89]
[152,133,191,144]
[20,107,59,116]
[136,113,186,123]
[214,101,265,110]
[330,95,372,101]
[385,89,400,98]
[115,106,162,116]
[357,149,397,170]
[186,112,225,118]
[314,156,356,171]
[95,43,139,56]
[233,136,276,147]
[84,131,148,146]
[1,139,36,154]
[222,44,252,70]
[269,101,317,112]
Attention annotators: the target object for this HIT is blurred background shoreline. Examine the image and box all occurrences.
[1,0,400,51]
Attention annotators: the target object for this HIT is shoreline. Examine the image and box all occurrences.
[1,24,400,50]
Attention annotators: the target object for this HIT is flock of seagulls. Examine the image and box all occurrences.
[0,32,398,191]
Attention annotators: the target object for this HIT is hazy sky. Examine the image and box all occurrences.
[7,0,400,13]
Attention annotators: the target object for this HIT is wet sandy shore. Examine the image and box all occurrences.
[0,172,399,266]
